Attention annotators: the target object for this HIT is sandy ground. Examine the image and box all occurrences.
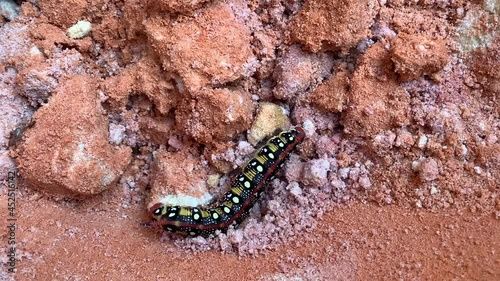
[1,188,499,280]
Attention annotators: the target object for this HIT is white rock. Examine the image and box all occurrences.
[67,20,92,39]
[430,185,438,195]
[0,0,20,21]
[417,135,428,149]
[474,166,482,175]
[302,119,315,136]
[109,123,126,145]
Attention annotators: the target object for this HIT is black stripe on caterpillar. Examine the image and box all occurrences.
[144,127,306,237]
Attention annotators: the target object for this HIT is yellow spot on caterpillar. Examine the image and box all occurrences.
[255,155,267,164]
[268,143,278,152]
[193,213,200,220]
[268,153,275,159]
[257,165,264,172]
[201,210,210,218]
[244,181,251,188]
[179,208,191,216]
[244,170,257,179]
[231,185,244,196]
[232,196,240,204]
[223,206,231,214]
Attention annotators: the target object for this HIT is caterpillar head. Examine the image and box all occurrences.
[149,202,167,221]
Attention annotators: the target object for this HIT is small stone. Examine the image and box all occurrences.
[303,159,330,187]
[288,182,303,197]
[430,185,438,195]
[473,166,482,175]
[247,102,288,146]
[418,135,428,149]
[109,123,126,145]
[29,46,42,57]
[207,174,221,188]
[331,178,346,190]
[461,144,468,156]
[411,160,421,171]
[302,119,315,136]
[349,167,360,181]
[0,0,20,21]
[338,167,350,180]
[416,200,423,208]
[419,158,439,182]
[359,175,372,189]
[67,20,92,39]
[373,131,396,148]
[395,129,415,148]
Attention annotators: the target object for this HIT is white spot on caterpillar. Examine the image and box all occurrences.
[212,212,219,220]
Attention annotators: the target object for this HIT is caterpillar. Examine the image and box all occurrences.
[145,127,306,237]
